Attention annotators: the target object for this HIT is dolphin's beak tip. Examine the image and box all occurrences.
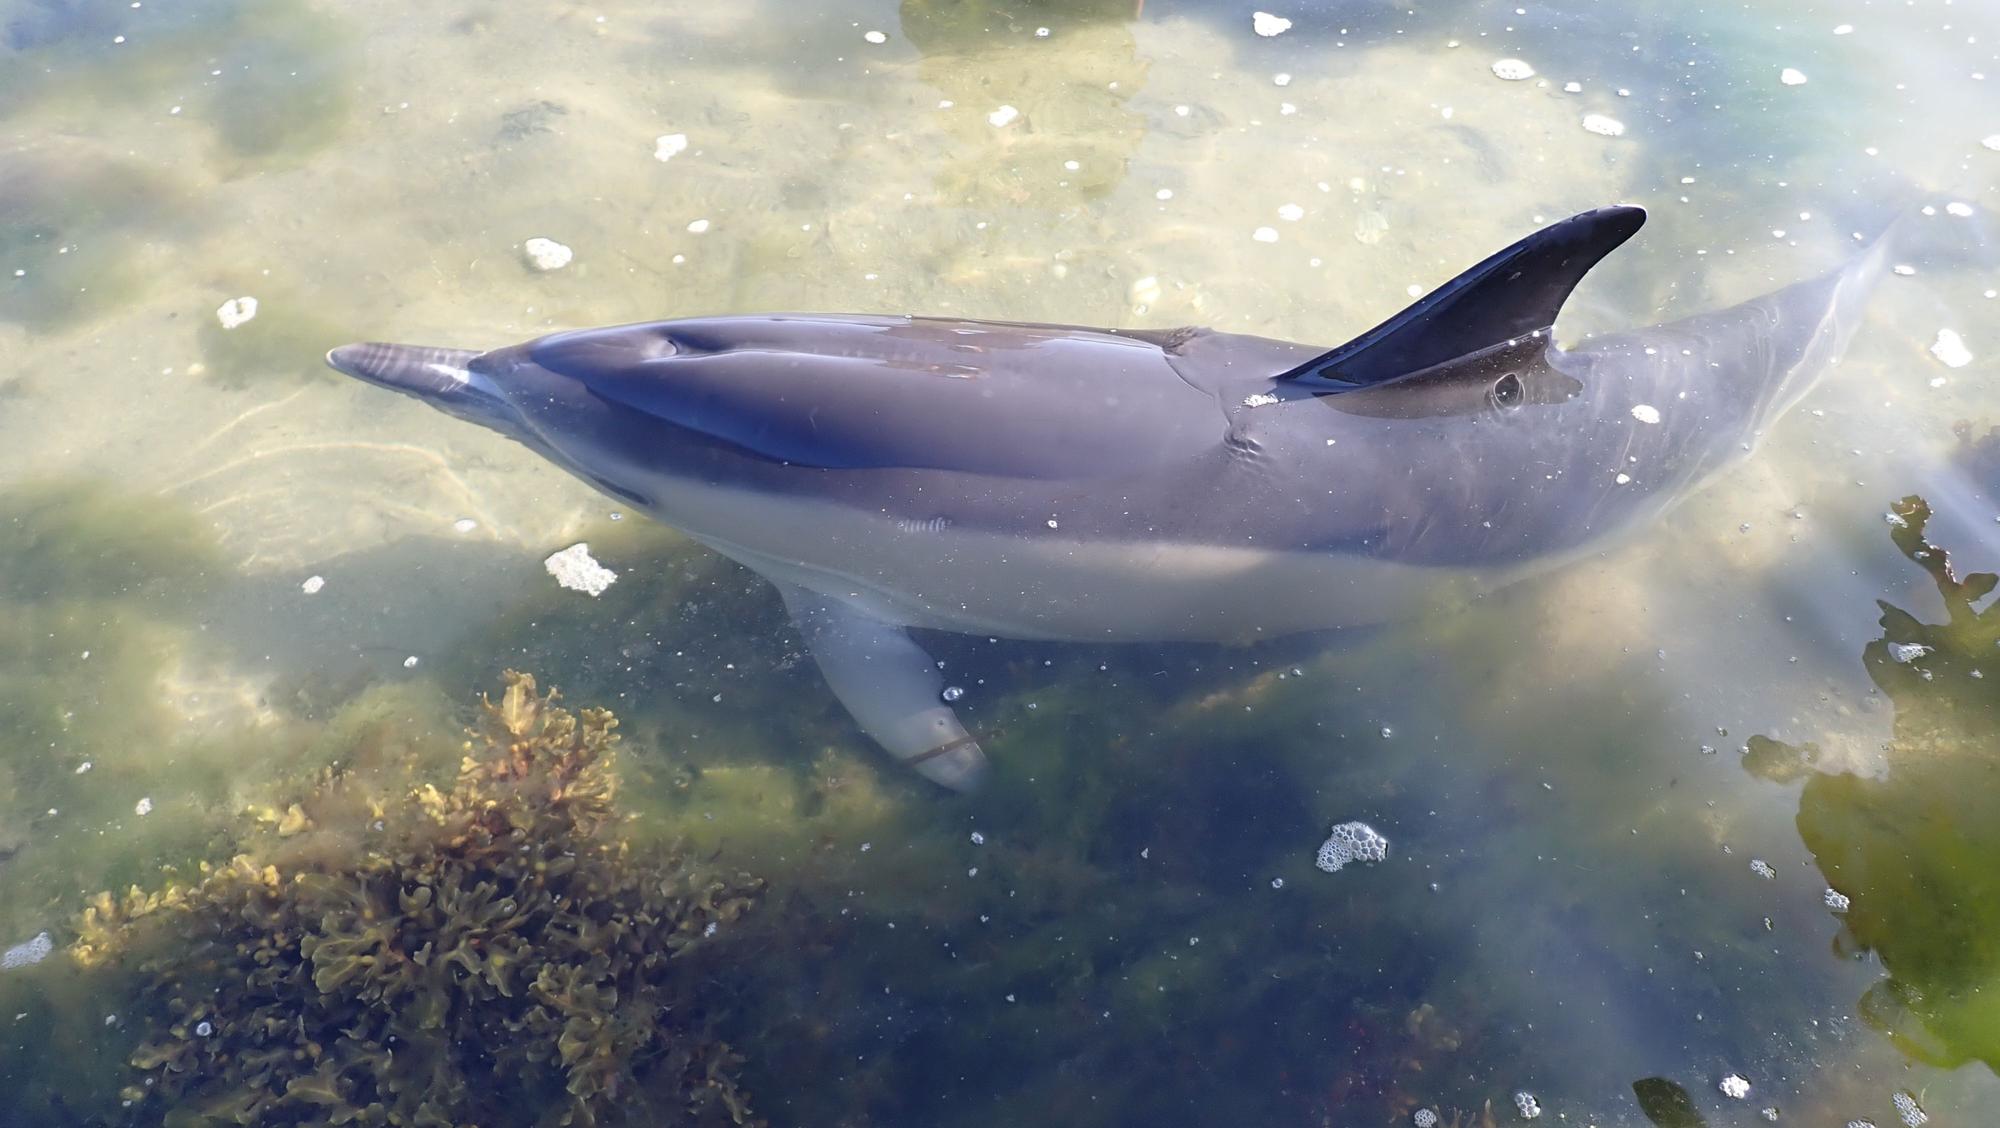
[325,343,368,379]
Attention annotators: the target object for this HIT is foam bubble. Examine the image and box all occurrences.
[1888,642,1933,664]
[1252,11,1292,37]
[1315,821,1388,873]
[1930,328,1973,368]
[1,932,52,971]
[653,132,689,162]
[545,543,619,597]
[522,238,572,271]
[215,296,258,329]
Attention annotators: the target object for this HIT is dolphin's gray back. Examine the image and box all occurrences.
[516,314,1320,482]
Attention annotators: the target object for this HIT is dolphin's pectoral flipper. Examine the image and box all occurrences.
[1282,205,1646,391]
[775,583,988,790]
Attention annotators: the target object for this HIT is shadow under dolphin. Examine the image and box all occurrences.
[327,206,1891,788]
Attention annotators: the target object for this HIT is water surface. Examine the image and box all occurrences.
[3,1,1999,1125]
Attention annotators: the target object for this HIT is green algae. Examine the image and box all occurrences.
[1769,495,2000,1074]
[0,0,355,176]
[41,672,763,1128]
[0,481,225,923]
[0,480,223,605]
[0,142,185,332]
[195,6,354,171]
[433,520,826,778]
[606,638,1523,1126]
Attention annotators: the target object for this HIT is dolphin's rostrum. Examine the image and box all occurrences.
[328,207,1886,789]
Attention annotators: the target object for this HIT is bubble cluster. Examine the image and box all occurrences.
[545,543,618,597]
[1316,822,1388,873]
[1887,642,1933,664]
[1514,1090,1542,1119]
[522,237,573,272]
[215,295,259,329]
[1,931,53,971]
[1893,1090,1928,1127]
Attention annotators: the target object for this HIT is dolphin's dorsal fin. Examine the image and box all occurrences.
[1280,206,1646,390]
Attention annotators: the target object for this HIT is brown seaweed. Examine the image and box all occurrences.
[71,672,765,1127]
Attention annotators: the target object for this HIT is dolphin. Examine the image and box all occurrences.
[327,206,1887,789]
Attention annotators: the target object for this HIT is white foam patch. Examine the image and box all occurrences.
[1631,403,1661,424]
[215,296,258,329]
[1930,328,1973,368]
[1491,58,1535,81]
[523,237,573,271]
[1252,11,1292,37]
[546,543,619,596]
[1582,113,1626,137]
[1315,821,1388,872]
[653,132,689,162]
[1,932,52,971]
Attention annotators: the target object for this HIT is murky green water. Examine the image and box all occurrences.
[3,0,1999,1124]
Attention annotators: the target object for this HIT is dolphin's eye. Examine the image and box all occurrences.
[1491,372,1525,410]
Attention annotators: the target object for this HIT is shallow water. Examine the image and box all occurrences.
[3,0,1999,1124]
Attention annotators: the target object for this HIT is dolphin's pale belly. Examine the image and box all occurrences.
[655,479,1492,642]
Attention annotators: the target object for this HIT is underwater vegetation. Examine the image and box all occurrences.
[0,480,231,923]
[0,0,354,173]
[57,672,765,1127]
[0,140,188,332]
[1759,495,2000,1076]
[1631,1076,1708,1127]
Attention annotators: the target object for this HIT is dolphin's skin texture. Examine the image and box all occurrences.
[328,207,1887,789]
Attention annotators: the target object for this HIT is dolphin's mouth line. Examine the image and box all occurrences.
[326,343,483,397]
